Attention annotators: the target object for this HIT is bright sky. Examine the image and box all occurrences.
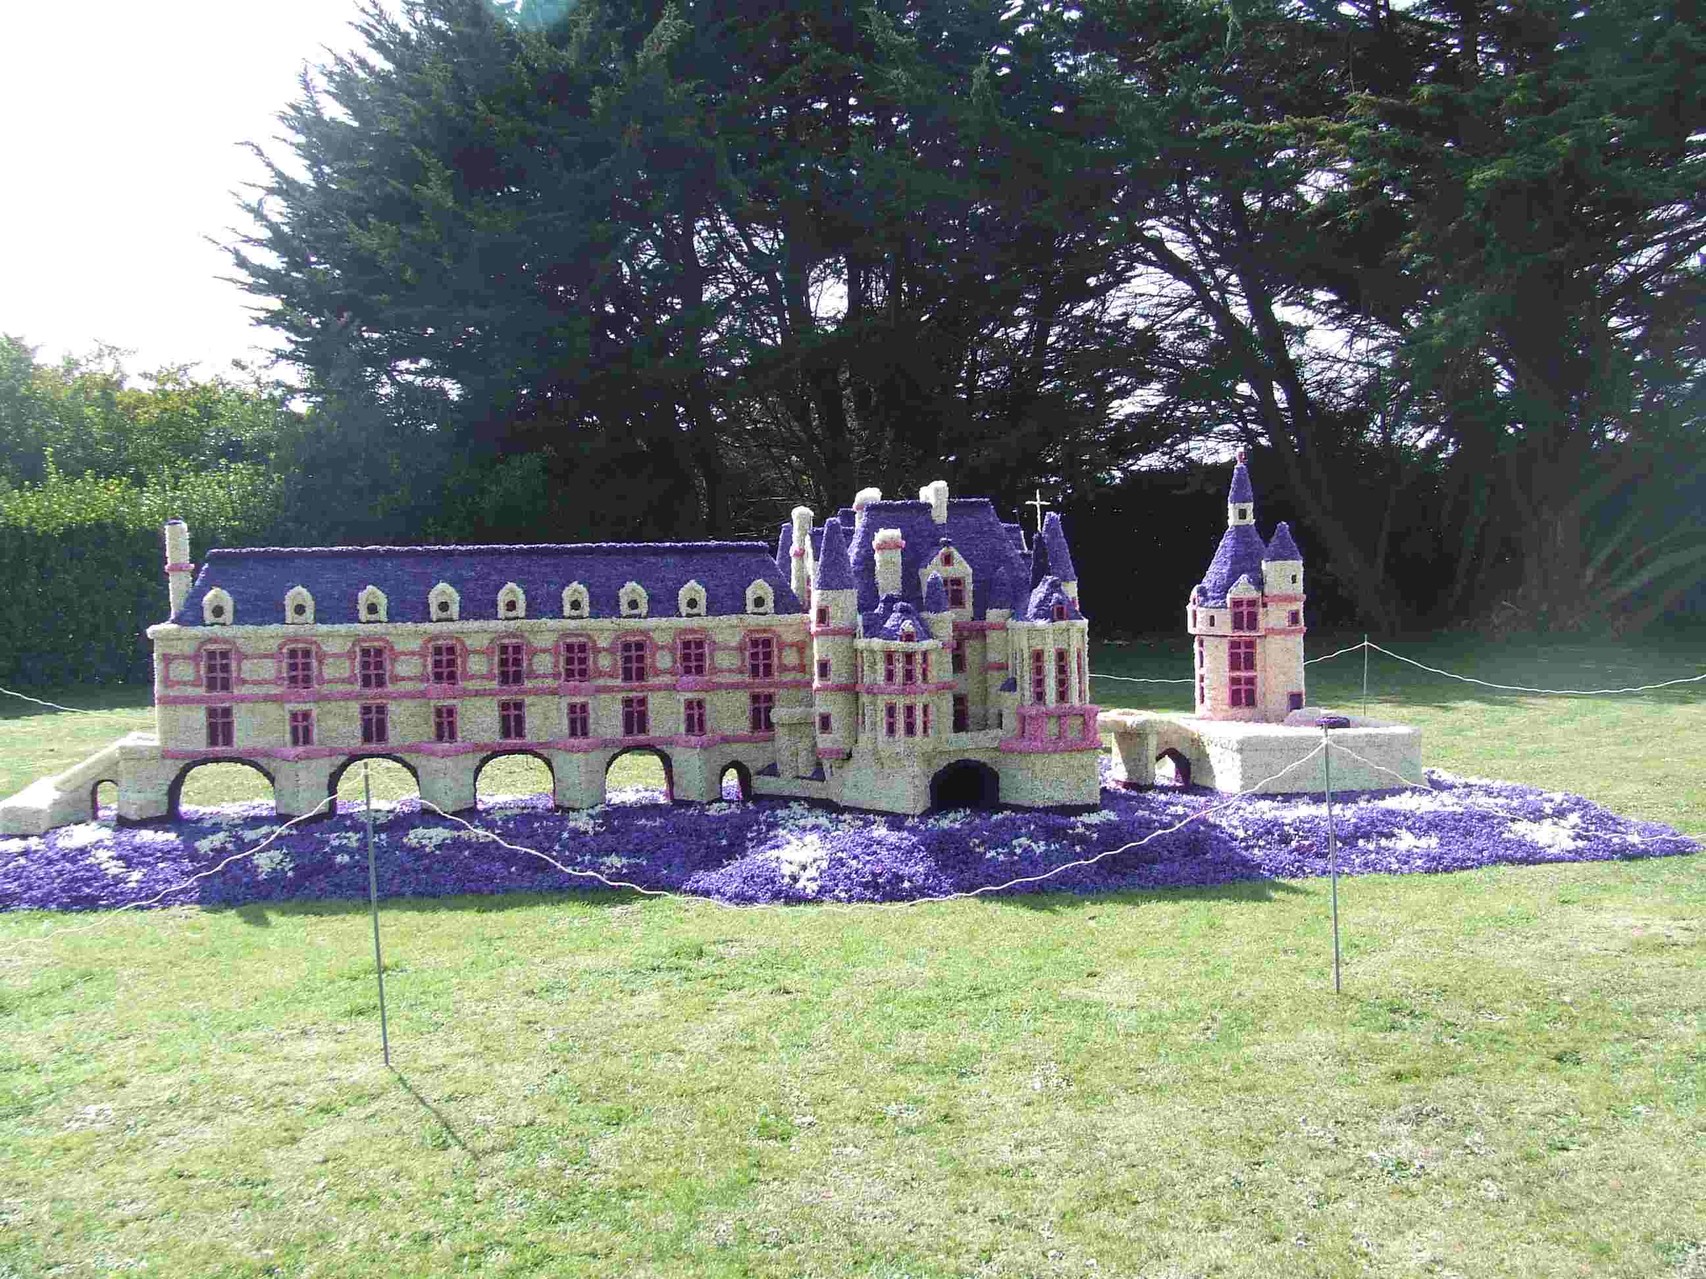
[0,0,375,377]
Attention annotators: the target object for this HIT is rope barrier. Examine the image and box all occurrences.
[0,796,334,956]
[1363,641,1706,697]
[417,743,1330,912]
[0,686,102,715]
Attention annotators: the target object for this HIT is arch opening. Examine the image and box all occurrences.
[329,755,421,816]
[605,747,672,806]
[170,760,276,821]
[90,780,119,824]
[1155,749,1192,788]
[929,759,1000,811]
[719,762,752,803]
[475,750,555,813]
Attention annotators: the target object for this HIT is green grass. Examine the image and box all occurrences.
[1,634,1703,1278]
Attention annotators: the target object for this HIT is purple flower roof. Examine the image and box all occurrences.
[1229,460,1254,504]
[1041,512,1077,583]
[1025,576,1080,621]
[843,498,1036,619]
[1264,521,1302,562]
[922,572,948,614]
[172,542,801,626]
[868,597,929,640]
[814,518,854,590]
[1196,525,1269,607]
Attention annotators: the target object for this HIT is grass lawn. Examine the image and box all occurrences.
[1,633,1702,1278]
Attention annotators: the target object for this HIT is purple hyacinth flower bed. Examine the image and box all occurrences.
[0,769,1696,913]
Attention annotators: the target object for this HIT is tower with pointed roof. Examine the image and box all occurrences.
[1187,454,1307,722]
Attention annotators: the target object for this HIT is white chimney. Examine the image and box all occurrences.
[790,505,815,601]
[926,479,949,524]
[873,528,905,598]
[164,519,192,616]
[853,486,882,514]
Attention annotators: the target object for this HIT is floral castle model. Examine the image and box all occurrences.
[1102,452,1423,794]
[0,462,1421,836]
[1,480,1104,833]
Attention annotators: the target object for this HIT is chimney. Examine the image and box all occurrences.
[790,505,815,601]
[917,479,949,525]
[873,528,905,598]
[853,486,882,514]
[164,519,192,617]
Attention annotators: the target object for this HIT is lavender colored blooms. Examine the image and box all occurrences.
[1,771,1695,914]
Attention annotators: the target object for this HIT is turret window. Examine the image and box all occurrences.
[1289,610,1301,626]
[1055,650,1069,703]
[1229,639,1257,707]
[817,658,831,680]
[902,652,916,684]
[947,578,966,609]
[884,704,897,737]
[951,639,966,674]
[1030,650,1046,704]
[1052,602,1067,622]
[903,704,917,737]
[884,652,897,684]
[1232,599,1259,631]
[816,605,830,625]
[818,711,832,733]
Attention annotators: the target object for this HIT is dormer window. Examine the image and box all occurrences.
[497,582,526,619]
[745,580,774,615]
[357,585,387,623]
[202,587,234,626]
[284,585,314,624]
[900,622,917,641]
[1231,599,1259,631]
[678,581,706,617]
[942,549,954,567]
[429,582,460,621]
[947,578,967,609]
[1052,602,1067,621]
[563,583,589,617]
[619,581,649,617]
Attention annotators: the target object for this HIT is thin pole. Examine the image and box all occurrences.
[1321,722,1343,994]
[364,760,391,1065]
[1361,634,1370,720]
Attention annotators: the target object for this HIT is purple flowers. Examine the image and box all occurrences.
[0,771,1695,914]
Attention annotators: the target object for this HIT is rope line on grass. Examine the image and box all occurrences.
[1321,740,1698,850]
[1088,638,1706,698]
[0,796,335,956]
[1363,642,1706,696]
[415,743,1330,912]
[0,685,90,714]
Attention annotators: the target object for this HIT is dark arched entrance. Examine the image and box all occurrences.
[168,759,276,819]
[929,759,1000,811]
[1155,748,1192,787]
[328,755,421,815]
[605,747,673,804]
[718,762,752,802]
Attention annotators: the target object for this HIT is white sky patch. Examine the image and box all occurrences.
[0,0,375,373]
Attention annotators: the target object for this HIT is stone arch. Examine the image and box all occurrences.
[604,746,673,804]
[327,754,421,816]
[718,761,753,802]
[930,759,1000,811]
[474,749,556,809]
[168,758,276,820]
[1155,748,1192,787]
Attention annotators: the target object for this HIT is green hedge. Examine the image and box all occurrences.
[0,466,282,688]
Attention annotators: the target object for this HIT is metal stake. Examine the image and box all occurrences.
[1361,634,1370,720]
[1318,716,1349,994]
[364,760,391,1065]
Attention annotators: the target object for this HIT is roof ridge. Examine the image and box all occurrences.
[203,541,773,559]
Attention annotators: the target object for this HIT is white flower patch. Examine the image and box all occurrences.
[773,832,830,895]
[325,831,362,850]
[195,832,234,856]
[1369,790,1467,816]
[90,844,145,886]
[404,826,477,851]
[918,810,975,830]
[555,811,600,837]
[56,823,113,850]
[0,836,44,856]
[1368,830,1440,853]
[985,835,1062,864]
[1071,809,1120,828]
[253,848,293,878]
[334,853,352,865]
[1508,816,1582,853]
[128,829,181,848]
[605,786,669,807]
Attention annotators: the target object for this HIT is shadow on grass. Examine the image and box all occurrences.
[391,1069,483,1160]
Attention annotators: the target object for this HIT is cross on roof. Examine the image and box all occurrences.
[1024,488,1052,535]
